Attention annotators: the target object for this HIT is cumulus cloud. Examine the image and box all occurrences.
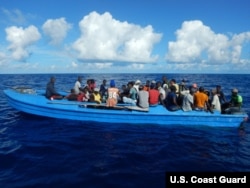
[166,20,250,64]
[73,11,162,63]
[42,18,72,45]
[5,25,41,61]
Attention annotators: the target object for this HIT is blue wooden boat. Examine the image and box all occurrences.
[4,87,248,128]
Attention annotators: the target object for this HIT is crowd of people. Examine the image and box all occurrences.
[45,75,243,114]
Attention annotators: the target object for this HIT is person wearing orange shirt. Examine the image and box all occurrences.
[194,86,213,113]
[106,80,119,107]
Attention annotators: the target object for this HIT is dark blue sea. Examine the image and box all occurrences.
[1,73,250,188]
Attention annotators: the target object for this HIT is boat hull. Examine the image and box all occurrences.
[4,88,248,127]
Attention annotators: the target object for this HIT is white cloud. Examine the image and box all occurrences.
[73,11,162,63]
[42,18,72,45]
[166,20,250,64]
[2,8,26,24]
[71,61,78,68]
[0,52,8,66]
[5,25,41,61]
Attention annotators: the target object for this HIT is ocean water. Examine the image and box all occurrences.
[0,73,250,188]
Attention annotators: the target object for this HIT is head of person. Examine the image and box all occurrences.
[121,84,126,90]
[170,79,176,85]
[189,87,196,95]
[78,76,82,82]
[216,85,222,92]
[150,83,156,89]
[192,83,198,89]
[127,81,133,88]
[94,88,99,93]
[145,80,150,86]
[199,86,205,93]
[232,88,238,96]
[110,80,115,87]
[156,81,162,88]
[139,85,144,91]
[162,75,167,81]
[135,80,141,85]
[50,76,56,83]
[211,88,217,95]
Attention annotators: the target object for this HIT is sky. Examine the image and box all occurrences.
[0,0,249,74]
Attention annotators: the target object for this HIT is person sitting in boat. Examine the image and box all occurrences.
[164,85,180,111]
[65,89,78,101]
[143,80,150,91]
[122,81,137,106]
[194,86,213,113]
[134,80,141,93]
[45,76,63,100]
[99,79,108,102]
[77,86,90,102]
[137,85,149,108]
[148,81,160,106]
[86,79,96,93]
[106,80,119,107]
[169,79,179,96]
[119,84,130,103]
[181,86,195,112]
[156,81,166,105]
[211,89,221,112]
[230,88,243,107]
[89,88,102,104]
[179,79,188,92]
[74,76,84,95]
[222,88,243,114]
[161,75,169,90]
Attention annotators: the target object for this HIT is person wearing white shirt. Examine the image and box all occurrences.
[74,76,83,94]
[211,89,221,112]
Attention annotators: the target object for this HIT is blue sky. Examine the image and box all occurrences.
[0,0,249,74]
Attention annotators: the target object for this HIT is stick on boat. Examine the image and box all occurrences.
[47,101,149,112]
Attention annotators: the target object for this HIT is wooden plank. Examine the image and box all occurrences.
[79,104,149,112]
[48,101,149,112]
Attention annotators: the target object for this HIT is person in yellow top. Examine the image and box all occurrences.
[106,80,119,107]
[194,86,213,113]
[90,88,102,104]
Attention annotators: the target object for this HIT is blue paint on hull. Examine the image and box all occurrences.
[4,89,248,127]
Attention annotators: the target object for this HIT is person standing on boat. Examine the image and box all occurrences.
[99,79,108,102]
[45,76,63,100]
[211,89,221,112]
[74,76,84,95]
[216,85,227,105]
[106,80,119,107]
